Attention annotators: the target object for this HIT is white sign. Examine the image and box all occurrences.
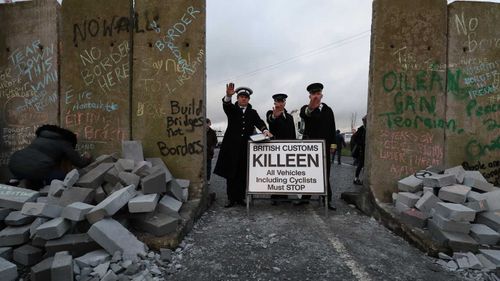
[247,140,326,194]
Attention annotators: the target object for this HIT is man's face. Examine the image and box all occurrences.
[309,91,323,101]
[237,95,250,107]
[274,100,286,111]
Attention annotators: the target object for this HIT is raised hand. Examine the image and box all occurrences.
[272,106,283,118]
[226,82,235,96]
[308,94,321,110]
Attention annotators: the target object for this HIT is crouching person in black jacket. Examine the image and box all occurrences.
[8,124,92,190]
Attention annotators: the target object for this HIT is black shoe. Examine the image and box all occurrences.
[328,204,337,210]
[293,200,309,206]
[225,201,236,208]
[236,200,246,206]
[353,179,363,185]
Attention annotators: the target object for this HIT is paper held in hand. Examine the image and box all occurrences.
[250,133,270,142]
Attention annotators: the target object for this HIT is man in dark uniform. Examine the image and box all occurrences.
[266,93,296,205]
[299,83,336,210]
[214,82,272,208]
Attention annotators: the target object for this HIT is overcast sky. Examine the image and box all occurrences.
[206,0,500,132]
[207,0,372,132]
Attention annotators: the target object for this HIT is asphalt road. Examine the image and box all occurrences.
[168,150,465,281]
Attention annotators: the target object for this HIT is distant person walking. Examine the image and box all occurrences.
[299,83,336,210]
[332,130,346,165]
[214,83,272,208]
[352,115,366,185]
[266,93,296,205]
[206,118,218,184]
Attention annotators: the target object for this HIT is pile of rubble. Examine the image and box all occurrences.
[0,140,193,280]
[393,165,500,276]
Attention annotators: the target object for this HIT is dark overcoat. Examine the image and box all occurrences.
[214,99,267,179]
[266,110,296,140]
[9,125,89,181]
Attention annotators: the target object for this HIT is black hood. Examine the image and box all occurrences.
[36,125,77,148]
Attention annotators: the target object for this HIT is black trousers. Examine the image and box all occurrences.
[226,149,248,202]
[303,152,332,203]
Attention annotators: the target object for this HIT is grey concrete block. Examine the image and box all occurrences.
[396,192,420,208]
[166,179,184,201]
[63,169,79,187]
[479,249,500,265]
[31,256,53,281]
[122,141,144,162]
[130,212,179,236]
[434,202,476,222]
[88,218,146,261]
[438,184,471,203]
[79,154,114,175]
[422,187,433,194]
[58,187,95,207]
[104,167,120,185]
[0,247,12,261]
[128,194,159,213]
[86,185,136,224]
[61,202,94,221]
[431,213,471,233]
[141,172,166,194]
[51,252,73,281]
[116,159,135,172]
[45,233,100,257]
[182,188,189,202]
[30,217,49,239]
[36,217,71,240]
[478,189,500,211]
[0,224,31,246]
[423,174,456,188]
[158,195,182,217]
[476,212,500,232]
[93,261,110,279]
[428,219,478,252]
[415,192,442,215]
[0,208,11,220]
[0,184,39,210]
[118,172,140,188]
[397,175,423,192]
[466,191,483,202]
[74,249,110,268]
[146,158,173,183]
[77,163,115,189]
[132,161,152,177]
[0,257,17,281]
[21,202,62,218]
[4,210,35,226]
[13,244,43,266]
[49,180,65,197]
[476,254,497,270]
[470,224,500,245]
[465,199,488,213]
[465,252,483,270]
[101,269,118,281]
[95,186,107,203]
[464,171,496,192]
[399,208,427,228]
[445,166,466,184]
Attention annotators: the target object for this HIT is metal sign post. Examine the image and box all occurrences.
[246,140,329,216]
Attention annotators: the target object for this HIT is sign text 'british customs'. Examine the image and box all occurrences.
[247,140,326,194]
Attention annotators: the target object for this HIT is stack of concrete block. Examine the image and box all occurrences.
[0,140,192,279]
[393,165,500,253]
